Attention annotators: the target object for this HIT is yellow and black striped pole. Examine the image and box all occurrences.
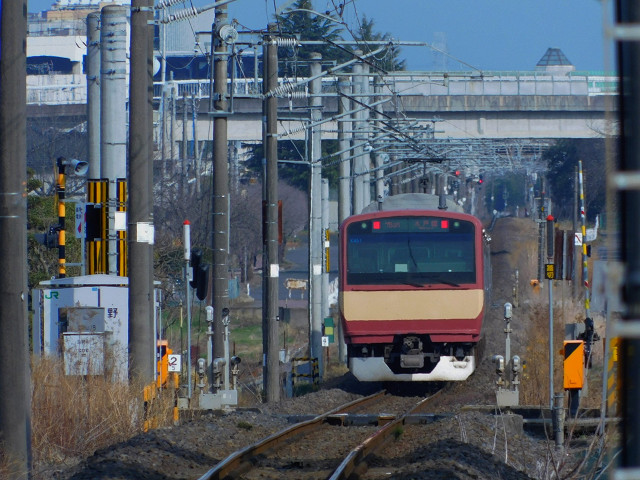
[87,179,108,274]
[578,159,590,317]
[607,337,620,416]
[56,157,67,278]
[117,178,127,277]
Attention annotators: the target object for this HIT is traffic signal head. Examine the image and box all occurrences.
[189,248,209,301]
[190,248,203,289]
[34,225,60,249]
[195,264,209,301]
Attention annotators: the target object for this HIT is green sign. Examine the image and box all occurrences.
[323,317,335,344]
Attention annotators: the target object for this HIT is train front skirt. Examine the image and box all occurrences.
[349,355,476,382]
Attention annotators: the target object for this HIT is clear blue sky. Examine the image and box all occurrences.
[28,0,613,72]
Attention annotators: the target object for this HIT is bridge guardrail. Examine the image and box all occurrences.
[26,72,618,106]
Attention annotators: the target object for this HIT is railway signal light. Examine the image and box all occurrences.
[478,174,484,184]
[34,225,60,249]
[190,248,209,301]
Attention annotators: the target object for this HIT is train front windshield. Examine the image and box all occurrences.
[346,216,476,286]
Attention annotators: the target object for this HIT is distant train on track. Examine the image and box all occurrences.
[338,193,491,382]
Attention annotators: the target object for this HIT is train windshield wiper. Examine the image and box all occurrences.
[420,275,460,287]
[399,274,460,288]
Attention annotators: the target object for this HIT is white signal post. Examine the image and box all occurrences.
[183,219,192,401]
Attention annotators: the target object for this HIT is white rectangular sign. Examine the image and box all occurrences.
[75,203,85,239]
[168,354,181,372]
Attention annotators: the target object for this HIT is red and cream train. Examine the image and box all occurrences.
[338,193,491,382]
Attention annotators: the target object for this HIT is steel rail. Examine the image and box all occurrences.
[197,390,387,480]
[329,390,443,480]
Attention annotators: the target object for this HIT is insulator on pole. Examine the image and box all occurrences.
[275,37,298,47]
[163,6,198,23]
[288,91,308,99]
[155,0,185,9]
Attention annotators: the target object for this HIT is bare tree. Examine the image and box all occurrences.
[279,180,309,262]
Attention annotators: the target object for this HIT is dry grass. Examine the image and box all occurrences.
[520,295,604,409]
[0,443,30,480]
[29,355,176,476]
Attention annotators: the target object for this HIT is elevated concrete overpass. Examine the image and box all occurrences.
[27,70,617,162]
[27,68,618,177]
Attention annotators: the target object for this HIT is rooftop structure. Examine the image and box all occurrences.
[536,47,575,75]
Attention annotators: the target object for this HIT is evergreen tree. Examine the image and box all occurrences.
[274,0,351,77]
[353,15,406,72]
[543,138,607,221]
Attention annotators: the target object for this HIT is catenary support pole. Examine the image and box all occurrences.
[128,0,155,384]
[211,4,231,385]
[101,5,127,276]
[87,12,101,178]
[373,77,385,202]
[0,1,31,476]
[322,178,330,324]
[617,0,640,468]
[360,61,371,208]
[338,79,352,226]
[351,54,364,214]
[182,92,188,201]
[310,53,324,377]
[263,25,280,402]
[193,94,200,194]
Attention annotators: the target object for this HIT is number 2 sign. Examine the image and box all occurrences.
[168,354,181,372]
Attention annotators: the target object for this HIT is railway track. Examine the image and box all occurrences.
[197,388,444,480]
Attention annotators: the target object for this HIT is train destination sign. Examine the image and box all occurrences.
[354,216,473,235]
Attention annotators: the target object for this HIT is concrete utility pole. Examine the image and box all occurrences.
[351,55,364,214]
[211,3,231,385]
[337,78,351,364]
[193,94,201,194]
[182,92,188,200]
[322,178,329,323]
[616,0,640,468]
[309,53,324,377]
[100,5,127,276]
[0,2,31,476]
[338,79,352,225]
[373,77,385,201]
[170,78,176,167]
[128,0,155,384]
[360,61,371,208]
[263,25,280,402]
[87,12,101,178]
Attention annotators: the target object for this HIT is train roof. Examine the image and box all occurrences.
[361,193,464,214]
